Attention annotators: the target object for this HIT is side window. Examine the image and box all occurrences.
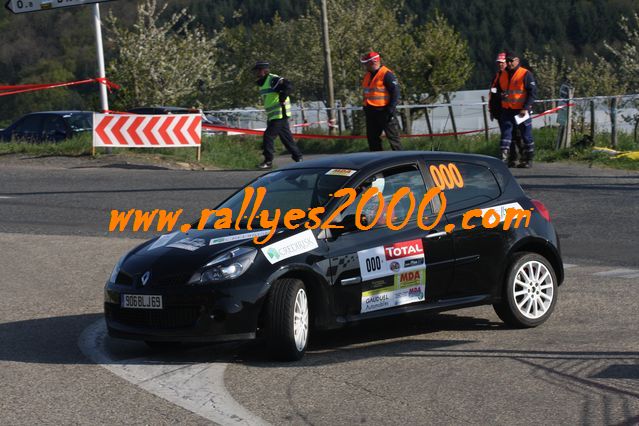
[438,162,501,212]
[13,115,43,134]
[43,116,67,135]
[343,164,430,228]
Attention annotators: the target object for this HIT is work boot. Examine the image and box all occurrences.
[257,161,272,169]
[517,152,533,168]
[500,149,510,164]
[508,145,518,168]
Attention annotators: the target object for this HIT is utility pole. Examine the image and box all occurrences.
[93,3,109,114]
[320,0,336,134]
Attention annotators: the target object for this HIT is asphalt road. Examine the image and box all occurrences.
[0,155,637,424]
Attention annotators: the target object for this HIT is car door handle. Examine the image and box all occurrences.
[340,277,361,286]
[426,231,447,239]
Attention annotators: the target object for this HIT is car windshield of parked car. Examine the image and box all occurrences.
[208,168,353,227]
[64,113,93,131]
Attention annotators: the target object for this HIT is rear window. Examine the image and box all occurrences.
[441,162,501,212]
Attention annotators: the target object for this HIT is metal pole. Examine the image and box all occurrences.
[93,4,108,113]
[564,87,574,148]
[590,99,595,142]
[320,0,336,135]
[481,96,489,142]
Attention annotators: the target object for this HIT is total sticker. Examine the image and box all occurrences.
[357,238,425,281]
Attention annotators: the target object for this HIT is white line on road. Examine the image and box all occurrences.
[78,320,269,426]
[0,196,14,199]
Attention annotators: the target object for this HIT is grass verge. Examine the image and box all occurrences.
[1,126,637,171]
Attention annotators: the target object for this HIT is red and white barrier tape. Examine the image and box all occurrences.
[202,104,574,140]
[0,77,120,97]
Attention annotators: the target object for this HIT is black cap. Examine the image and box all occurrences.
[252,61,270,70]
[505,50,518,60]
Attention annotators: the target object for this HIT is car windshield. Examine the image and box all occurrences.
[208,168,354,227]
[64,113,93,131]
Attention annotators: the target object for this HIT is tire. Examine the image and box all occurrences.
[493,252,558,328]
[144,340,182,349]
[265,278,309,361]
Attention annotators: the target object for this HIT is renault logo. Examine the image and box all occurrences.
[141,271,151,286]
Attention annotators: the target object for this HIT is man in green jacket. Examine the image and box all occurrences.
[253,61,303,169]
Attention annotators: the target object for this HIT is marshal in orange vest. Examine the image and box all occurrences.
[362,65,392,107]
[499,67,530,110]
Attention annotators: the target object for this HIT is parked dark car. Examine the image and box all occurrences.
[126,106,225,132]
[0,111,93,143]
[104,152,563,361]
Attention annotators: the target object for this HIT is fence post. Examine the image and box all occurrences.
[481,95,489,142]
[590,99,595,142]
[610,97,618,148]
[564,86,574,148]
[444,93,458,141]
[424,107,434,144]
[336,100,343,134]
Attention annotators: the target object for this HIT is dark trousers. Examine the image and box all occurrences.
[498,109,534,154]
[263,118,303,162]
[364,108,402,151]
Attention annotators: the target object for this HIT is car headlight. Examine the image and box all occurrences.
[188,246,257,285]
[109,254,127,283]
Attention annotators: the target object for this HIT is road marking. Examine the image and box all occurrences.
[593,268,639,278]
[0,196,14,199]
[78,320,269,426]
[563,263,577,269]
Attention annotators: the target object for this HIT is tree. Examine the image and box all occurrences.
[398,11,473,132]
[525,46,567,101]
[105,0,219,109]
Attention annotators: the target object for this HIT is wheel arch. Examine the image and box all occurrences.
[507,237,564,285]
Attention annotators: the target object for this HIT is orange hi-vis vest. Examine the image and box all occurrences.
[362,66,391,107]
[499,66,529,110]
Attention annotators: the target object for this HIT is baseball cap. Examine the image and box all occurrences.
[252,61,270,70]
[505,50,518,60]
[496,52,506,63]
[360,52,381,63]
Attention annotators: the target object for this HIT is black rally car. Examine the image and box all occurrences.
[105,152,563,360]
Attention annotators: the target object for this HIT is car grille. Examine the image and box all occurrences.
[116,271,134,286]
[105,304,201,329]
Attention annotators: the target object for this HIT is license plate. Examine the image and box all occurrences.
[121,294,163,309]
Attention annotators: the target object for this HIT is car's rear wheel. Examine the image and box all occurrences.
[493,252,558,328]
[265,278,309,361]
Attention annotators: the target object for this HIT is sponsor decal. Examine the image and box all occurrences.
[357,238,425,281]
[208,230,271,246]
[384,239,424,260]
[147,232,178,251]
[404,258,425,268]
[167,237,207,251]
[479,202,524,222]
[361,268,426,313]
[325,168,357,177]
[260,229,318,264]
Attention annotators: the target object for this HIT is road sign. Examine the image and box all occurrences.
[5,0,112,14]
[93,114,202,148]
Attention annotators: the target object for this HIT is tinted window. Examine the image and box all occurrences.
[42,116,68,135]
[441,162,501,212]
[343,164,430,228]
[65,113,92,131]
[13,115,43,134]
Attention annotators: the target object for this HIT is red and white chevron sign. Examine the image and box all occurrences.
[92,113,202,147]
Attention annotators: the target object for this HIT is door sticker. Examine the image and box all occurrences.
[357,238,425,281]
[361,268,426,313]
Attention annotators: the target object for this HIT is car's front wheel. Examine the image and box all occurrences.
[494,252,558,328]
[265,278,309,361]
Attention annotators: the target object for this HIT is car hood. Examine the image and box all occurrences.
[119,228,284,282]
